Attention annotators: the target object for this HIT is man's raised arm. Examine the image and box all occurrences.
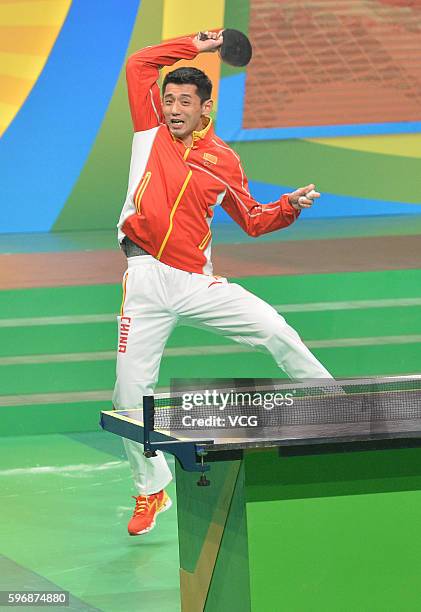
[126,37,198,132]
[126,32,222,132]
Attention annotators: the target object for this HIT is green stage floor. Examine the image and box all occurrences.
[0,431,180,611]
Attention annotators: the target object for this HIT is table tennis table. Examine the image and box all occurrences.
[101,376,421,612]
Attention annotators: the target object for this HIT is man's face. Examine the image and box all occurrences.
[162,83,212,141]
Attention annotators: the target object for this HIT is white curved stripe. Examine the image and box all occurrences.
[1,334,421,367]
[0,314,116,327]
[1,297,421,328]
[0,389,114,407]
[0,351,117,365]
[278,297,421,312]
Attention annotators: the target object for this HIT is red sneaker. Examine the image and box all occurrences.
[128,489,172,536]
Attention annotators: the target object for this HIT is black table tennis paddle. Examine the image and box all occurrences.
[199,29,252,67]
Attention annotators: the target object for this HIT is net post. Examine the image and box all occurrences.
[143,395,157,458]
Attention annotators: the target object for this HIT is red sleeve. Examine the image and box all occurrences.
[221,159,300,237]
[126,37,199,132]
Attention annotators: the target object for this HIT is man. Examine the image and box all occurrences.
[113,31,332,536]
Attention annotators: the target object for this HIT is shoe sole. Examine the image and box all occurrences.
[129,497,173,536]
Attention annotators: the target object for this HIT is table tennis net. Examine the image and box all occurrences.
[149,377,421,430]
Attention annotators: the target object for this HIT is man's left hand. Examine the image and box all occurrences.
[193,31,224,53]
[287,184,320,210]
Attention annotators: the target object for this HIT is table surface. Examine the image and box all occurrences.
[101,406,421,452]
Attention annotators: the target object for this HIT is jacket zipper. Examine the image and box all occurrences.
[156,170,193,260]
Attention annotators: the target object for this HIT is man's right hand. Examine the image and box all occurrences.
[193,31,223,53]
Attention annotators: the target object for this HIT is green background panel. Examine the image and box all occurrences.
[231,140,421,203]
[245,449,421,612]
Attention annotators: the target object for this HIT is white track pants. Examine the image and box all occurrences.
[112,255,332,495]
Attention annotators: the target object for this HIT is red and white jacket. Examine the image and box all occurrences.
[118,36,300,275]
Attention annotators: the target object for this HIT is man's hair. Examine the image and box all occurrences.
[163,67,212,103]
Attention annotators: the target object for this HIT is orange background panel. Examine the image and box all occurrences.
[161,53,222,106]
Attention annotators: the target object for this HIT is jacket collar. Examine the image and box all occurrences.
[169,116,213,146]
[192,116,213,142]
